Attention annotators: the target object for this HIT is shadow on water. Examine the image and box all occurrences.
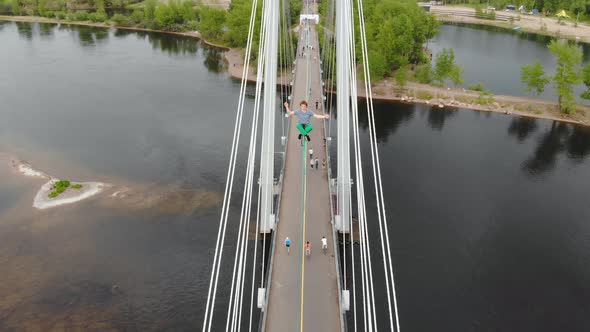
[202,46,225,73]
[357,101,414,142]
[508,117,538,142]
[57,24,109,47]
[113,28,134,38]
[15,21,33,40]
[38,23,55,38]
[566,125,590,160]
[426,107,458,131]
[522,121,590,175]
[139,32,199,55]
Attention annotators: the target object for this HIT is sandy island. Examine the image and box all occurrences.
[7,157,222,214]
[12,159,107,210]
[33,180,107,210]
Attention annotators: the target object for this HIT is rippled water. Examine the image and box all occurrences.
[1,21,590,331]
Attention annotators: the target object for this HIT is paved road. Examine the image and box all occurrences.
[265,9,342,332]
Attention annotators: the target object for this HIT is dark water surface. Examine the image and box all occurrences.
[1,21,590,331]
[343,101,590,331]
[0,21,261,331]
[431,23,590,102]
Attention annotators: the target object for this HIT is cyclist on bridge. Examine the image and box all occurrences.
[284,100,329,142]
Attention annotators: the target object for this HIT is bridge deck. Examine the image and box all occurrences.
[264,12,342,332]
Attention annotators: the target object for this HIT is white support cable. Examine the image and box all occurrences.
[227,3,271,329]
[347,188,358,332]
[353,3,397,331]
[226,31,267,332]
[247,184,263,332]
[201,0,261,328]
[336,0,352,236]
[259,0,278,235]
[354,0,402,329]
[237,0,279,325]
[345,0,379,328]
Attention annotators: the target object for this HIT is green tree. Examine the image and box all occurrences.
[111,13,130,26]
[154,0,185,30]
[521,60,549,95]
[11,0,22,15]
[415,63,432,84]
[144,0,157,21]
[224,0,258,46]
[289,0,302,25]
[362,0,439,79]
[433,48,462,86]
[368,50,387,81]
[449,65,464,85]
[198,5,227,39]
[580,63,590,100]
[395,65,408,90]
[180,0,195,22]
[548,40,582,113]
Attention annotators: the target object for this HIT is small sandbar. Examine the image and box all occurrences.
[5,156,221,213]
[17,163,48,178]
[33,180,107,210]
[8,157,107,210]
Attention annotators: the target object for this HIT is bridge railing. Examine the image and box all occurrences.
[257,39,295,332]
[320,44,347,332]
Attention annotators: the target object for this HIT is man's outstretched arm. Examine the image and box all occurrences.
[284,101,295,115]
[313,113,330,119]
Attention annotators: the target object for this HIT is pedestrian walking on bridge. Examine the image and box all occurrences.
[321,236,328,254]
[285,237,291,254]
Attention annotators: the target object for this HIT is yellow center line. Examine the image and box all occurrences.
[300,143,308,332]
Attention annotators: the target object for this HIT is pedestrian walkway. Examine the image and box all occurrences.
[264,5,342,332]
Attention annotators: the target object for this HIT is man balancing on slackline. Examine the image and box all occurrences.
[284,100,329,142]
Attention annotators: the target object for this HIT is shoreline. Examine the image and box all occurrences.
[3,15,590,127]
[368,82,590,127]
[431,6,590,44]
[0,15,231,50]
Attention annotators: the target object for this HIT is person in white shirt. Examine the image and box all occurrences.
[321,236,328,253]
[309,148,313,160]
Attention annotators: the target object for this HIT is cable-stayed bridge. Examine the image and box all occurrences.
[201,0,401,331]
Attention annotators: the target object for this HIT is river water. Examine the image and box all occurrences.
[1,21,590,331]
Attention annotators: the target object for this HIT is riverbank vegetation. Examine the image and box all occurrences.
[521,40,590,113]
[318,0,439,81]
[2,0,302,49]
[358,0,439,81]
